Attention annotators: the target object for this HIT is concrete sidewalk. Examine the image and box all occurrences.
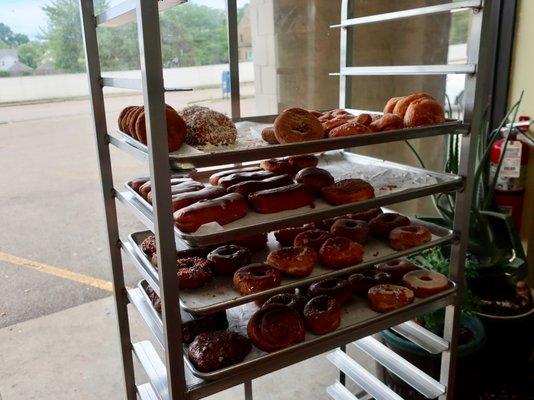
[0,296,375,400]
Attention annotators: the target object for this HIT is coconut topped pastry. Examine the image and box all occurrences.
[179,105,237,146]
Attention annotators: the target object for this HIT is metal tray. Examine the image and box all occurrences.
[127,211,454,316]
[122,151,462,247]
[112,117,467,170]
[132,279,457,381]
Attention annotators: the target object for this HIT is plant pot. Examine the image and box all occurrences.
[380,313,486,399]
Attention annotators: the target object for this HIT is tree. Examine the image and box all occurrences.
[0,23,13,44]
[0,40,9,49]
[0,22,29,47]
[18,42,46,69]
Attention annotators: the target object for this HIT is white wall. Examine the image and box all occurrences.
[0,62,254,103]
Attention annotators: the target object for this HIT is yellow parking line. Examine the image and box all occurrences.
[0,251,113,292]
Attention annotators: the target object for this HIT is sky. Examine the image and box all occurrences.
[0,0,248,40]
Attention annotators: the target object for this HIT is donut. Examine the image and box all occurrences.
[207,245,252,275]
[303,295,341,335]
[322,114,354,134]
[188,330,251,372]
[147,181,204,204]
[274,108,325,143]
[266,246,317,277]
[178,105,237,146]
[329,121,372,137]
[171,186,226,212]
[130,178,148,193]
[355,113,373,126]
[319,236,364,269]
[141,235,157,257]
[308,278,353,305]
[208,166,262,186]
[393,93,433,119]
[227,174,294,197]
[374,258,419,283]
[218,170,276,189]
[174,193,248,233]
[295,167,335,194]
[127,106,144,139]
[234,233,268,251]
[176,257,213,289]
[321,179,375,205]
[330,219,370,243]
[369,113,405,132]
[261,126,279,144]
[367,284,414,313]
[135,107,187,151]
[383,96,403,114]
[286,154,319,171]
[233,263,282,295]
[308,110,324,118]
[369,213,411,239]
[346,207,383,222]
[181,311,229,344]
[248,183,315,214]
[259,158,294,175]
[349,269,392,296]
[389,225,432,250]
[118,106,137,132]
[247,304,305,352]
[263,293,308,315]
[274,225,315,246]
[404,98,446,127]
[294,229,333,250]
[139,178,194,200]
[402,270,450,298]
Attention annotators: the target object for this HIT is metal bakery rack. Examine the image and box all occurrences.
[80,0,490,399]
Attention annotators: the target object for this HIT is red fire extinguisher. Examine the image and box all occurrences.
[489,116,530,230]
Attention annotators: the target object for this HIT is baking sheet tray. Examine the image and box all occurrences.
[124,151,462,247]
[128,212,453,316]
[135,279,457,381]
[114,117,466,169]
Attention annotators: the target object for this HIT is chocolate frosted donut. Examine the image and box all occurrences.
[274,108,325,143]
[264,293,308,315]
[349,269,392,296]
[295,167,334,194]
[286,154,319,171]
[330,219,370,243]
[207,245,251,275]
[374,258,419,283]
[321,179,375,205]
[303,295,341,335]
[141,235,157,257]
[227,174,294,197]
[308,278,353,305]
[274,225,314,246]
[346,207,383,222]
[369,212,411,239]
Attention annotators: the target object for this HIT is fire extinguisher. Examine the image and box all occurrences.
[489,115,530,230]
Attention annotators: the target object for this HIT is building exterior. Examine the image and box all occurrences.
[0,49,32,76]
[237,4,252,62]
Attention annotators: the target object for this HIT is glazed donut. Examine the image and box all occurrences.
[349,269,392,296]
[346,207,383,222]
[329,121,372,138]
[247,304,305,352]
[295,167,335,194]
[141,235,157,257]
[274,108,325,143]
[404,98,446,128]
[233,263,282,295]
[389,225,432,250]
[393,93,433,119]
[218,170,276,189]
[383,96,403,114]
[174,193,248,233]
[266,246,317,277]
[367,284,414,313]
[130,178,149,193]
[374,258,419,283]
[248,183,314,214]
[138,177,192,199]
[188,330,251,372]
[403,270,450,298]
[274,225,314,246]
[294,229,333,250]
[207,245,252,275]
[331,109,350,117]
[259,158,294,175]
[118,106,137,132]
[171,186,226,212]
[135,107,187,151]
[319,236,364,269]
[208,166,262,186]
[234,233,268,251]
[369,213,411,239]
[321,179,375,206]
[264,293,308,315]
[355,113,373,126]
[176,257,213,289]
[286,154,319,171]
[148,181,204,203]
[369,113,405,132]
[322,114,354,134]
[127,106,144,139]
[261,126,279,144]
[330,219,370,243]
[308,110,324,118]
[227,174,294,197]
[303,295,341,335]
[308,278,353,305]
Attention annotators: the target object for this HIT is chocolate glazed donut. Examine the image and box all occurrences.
[263,293,308,315]
[249,183,315,214]
[308,278,353,305]
[303,295,341,335]
[207,244,251,275]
